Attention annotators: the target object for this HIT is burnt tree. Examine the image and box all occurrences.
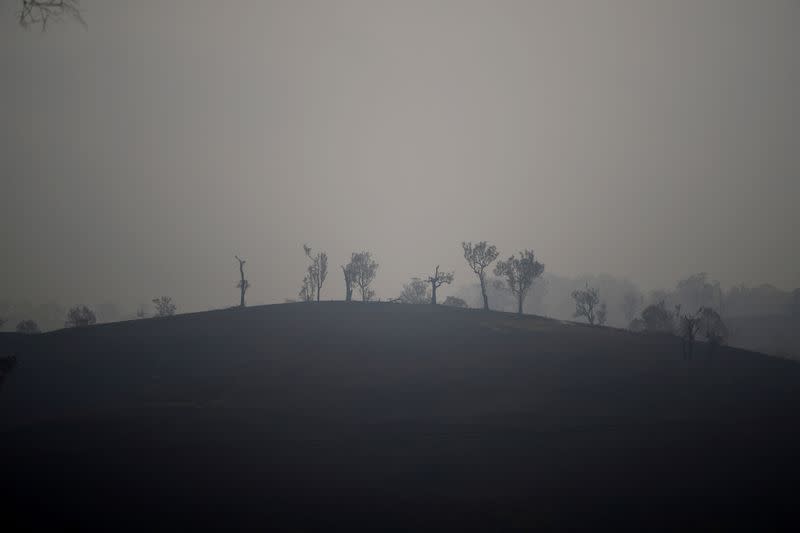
[462,241,499,311]
[426,265,454,305]
[235,255,250,307]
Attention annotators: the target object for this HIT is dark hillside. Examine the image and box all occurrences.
[2,303,799,529]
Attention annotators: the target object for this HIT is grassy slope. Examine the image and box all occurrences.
[2,302,799,529]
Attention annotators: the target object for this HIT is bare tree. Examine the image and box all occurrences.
[135,306,147,319]
[348,251,378,302]
[462,241,499,311]
[341,264,355,302]
[18,0,85,30]
[678,310,703,360]
[64,304,96,328]
[698,307,728,357]
[152,296,176,317]
[493,250,544,315]
[235,255,250,308]
[398,278,430,305]
[571,284,600,325]
[426,265,454,305]
[303,245,328,302]
[299,275,315,302]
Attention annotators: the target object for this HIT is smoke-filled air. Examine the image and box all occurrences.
[2,1,799,529]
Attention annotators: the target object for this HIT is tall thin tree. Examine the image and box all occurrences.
[235,255,250,307]
[303,245,328,302]
[342,264,355,302]
[462,241,499,311]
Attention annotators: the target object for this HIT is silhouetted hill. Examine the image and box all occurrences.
[2,303,799,530]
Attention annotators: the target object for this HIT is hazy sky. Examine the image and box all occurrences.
[2,0,798,312]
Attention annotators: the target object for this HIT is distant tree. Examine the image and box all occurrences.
[16,319,40,334]
[0,318,6,330]
[426,265,454,305]
[235,255,250,307]
[303,245,328,303]
[640,301,674,333]
[698,307,728,357]
[18,0,85,30]
[596,301,608,326]
[152,296,176,317]
[348,252,378,302]
[621,291,643,323]
[442,296,468,308]
[299,274,315,302]
[494,250,544,316]
[678,311,702,360]
[462,241,500,311]
[675,273,723,314]
[341,264,355,302]
[135,306,147,319]
[571,284,600,325]
[64,305,96,328]
[398,278,430,305]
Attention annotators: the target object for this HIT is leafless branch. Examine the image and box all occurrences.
[19,0,86,31]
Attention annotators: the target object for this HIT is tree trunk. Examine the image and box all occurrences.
[517,294,523,315]
[238,259,246,307]
[342,267,352,302]
[431,284,437,305]
[480,276,489,311]
[316,285,321,302]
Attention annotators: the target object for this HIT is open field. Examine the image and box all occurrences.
[2,302,799,529]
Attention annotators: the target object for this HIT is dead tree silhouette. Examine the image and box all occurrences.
[426,265,454,305]
[494,249,545,316]
[235,255,250,307]
[462,241,499,311]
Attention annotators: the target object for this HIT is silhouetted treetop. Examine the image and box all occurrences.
[572,284,600,325]
[494,249,544,315]
[348,251,378,302]
[64,304,96,328]
[462,241,499,311]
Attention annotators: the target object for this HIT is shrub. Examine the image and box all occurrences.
[65,305,97,328]
[152,296,176,317]
[16,320,41,334]
[442,296,468,308]
[398,278,430,305]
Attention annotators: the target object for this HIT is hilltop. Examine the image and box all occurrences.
[2,302,799,529]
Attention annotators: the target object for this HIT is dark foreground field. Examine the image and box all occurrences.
[2,302,799,530]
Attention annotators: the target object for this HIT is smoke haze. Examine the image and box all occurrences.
[2,0,798,313]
